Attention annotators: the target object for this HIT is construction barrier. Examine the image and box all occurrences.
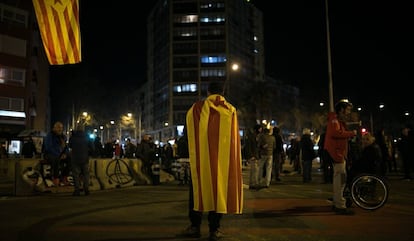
[5,157,175,196]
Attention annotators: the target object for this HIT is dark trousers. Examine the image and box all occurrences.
[302,160,312,182]
[188,178,222,232]
[71,161,90,192]
[47,156,61,179]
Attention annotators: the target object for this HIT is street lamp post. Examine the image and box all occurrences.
[108,120,115,142]
[127,112,137,142]
[99,125,104,144]
[325,0,334,112]
[138,112,142,143]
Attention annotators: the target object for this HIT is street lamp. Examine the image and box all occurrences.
[106,120,115,143]
[120,113,138,143]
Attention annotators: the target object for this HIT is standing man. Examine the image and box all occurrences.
[178,81,243,241]
[257,127,276,188]
[324,99,357,215]
[22,136,38,158]
[135,134,156,178]
[244,124,262,189]
[397,126,413,180]
[300,128,316,183]
[272,126,285,182]
[43,121,69,186]
[69,123,91,196]
[124,138,137,159]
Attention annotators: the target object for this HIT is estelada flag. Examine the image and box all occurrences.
[32,0,81,65]
[186,94,243,214]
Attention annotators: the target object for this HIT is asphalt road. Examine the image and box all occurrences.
[1,163,413,241]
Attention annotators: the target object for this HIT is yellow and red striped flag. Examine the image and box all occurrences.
[32,0,81,65]
[186,94,244,214]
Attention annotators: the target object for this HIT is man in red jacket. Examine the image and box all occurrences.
[324,99,357,215]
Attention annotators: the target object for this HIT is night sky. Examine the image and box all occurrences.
[253,0,412,113]
[49,0,413,124]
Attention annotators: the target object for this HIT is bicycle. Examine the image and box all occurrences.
[345,172,389,211]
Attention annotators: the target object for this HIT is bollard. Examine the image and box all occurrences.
[151,162,160,185]
[171,160,181,181]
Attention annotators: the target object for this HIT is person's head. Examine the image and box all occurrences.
[207,81,224,96]
[143,134,151,141]
[335,99,353,119]
[302,128,311,136]
[254,124,263,134]
[52,121,64,135]
[361,132,375,148]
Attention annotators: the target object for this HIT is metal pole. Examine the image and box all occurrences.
[72,103,75,130]
[134,122,137,142]
[119,124,122,143]
[325,0,334,112]
[107,126,109,143]
[138,112,142,143]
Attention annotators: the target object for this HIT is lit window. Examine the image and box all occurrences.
[174,84,197,93]
[200,55,226,63]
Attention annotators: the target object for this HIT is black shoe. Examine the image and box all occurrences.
[84,190,90,196]
[176,225,201,238]
[72,191,80,196]
[209,229,225,241]
[334,207,354,215]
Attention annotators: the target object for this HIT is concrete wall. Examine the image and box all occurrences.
[1,158,175,196]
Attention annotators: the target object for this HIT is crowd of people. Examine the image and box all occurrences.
[5,81,412,240]
[40,121,181,196]
[240,98,414,217]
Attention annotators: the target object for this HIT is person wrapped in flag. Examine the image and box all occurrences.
[177,81,243,241]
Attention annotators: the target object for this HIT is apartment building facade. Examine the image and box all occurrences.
[144,0,265,142]
[0,0,50,151]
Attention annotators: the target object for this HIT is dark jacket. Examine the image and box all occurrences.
[273,128,284,155]
[136,140,156,162]
[300,134,316,162]
[244,128,259,160]
[176,134,189,158]
[69,130,90,164]
[22,138,37,158]
[353,143,382,175]
[44,131,68,159]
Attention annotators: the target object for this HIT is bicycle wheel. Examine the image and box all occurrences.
[350,173,389,210]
